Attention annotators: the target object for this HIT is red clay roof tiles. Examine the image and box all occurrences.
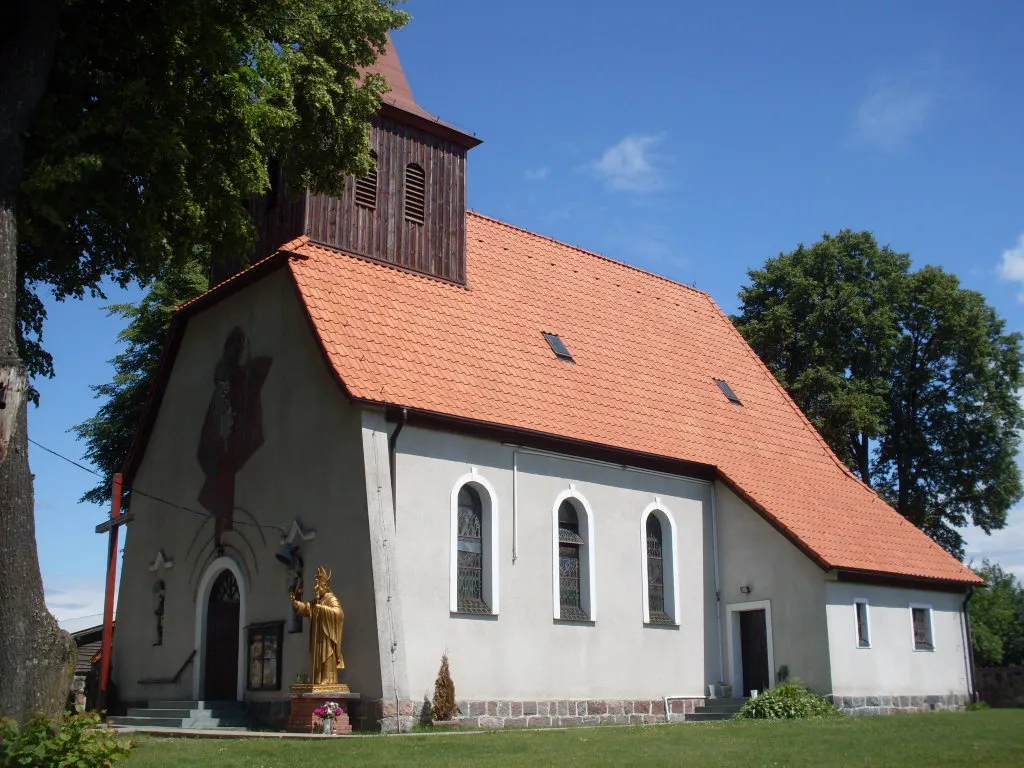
[283,212,979,585]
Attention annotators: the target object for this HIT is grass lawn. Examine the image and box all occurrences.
[124,710,1024,767]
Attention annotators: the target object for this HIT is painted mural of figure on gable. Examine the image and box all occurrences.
[291,566,345,686]
[196,327,272,540]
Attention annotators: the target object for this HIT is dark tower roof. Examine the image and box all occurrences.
[363,34,482,149]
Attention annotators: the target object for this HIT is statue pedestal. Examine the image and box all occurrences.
[287,685,358,734]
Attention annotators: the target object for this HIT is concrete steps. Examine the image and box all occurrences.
[108,700,248,730]
[687,697,748,722]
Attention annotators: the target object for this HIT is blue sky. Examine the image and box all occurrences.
[33,1,1024,627]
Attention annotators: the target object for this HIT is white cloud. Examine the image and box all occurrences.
[963,508,1024,582]
[524,166,549,181]
[44,571,111,623]
[853,76,936,152]
[590,134,665,192]
[998,234,1024,301]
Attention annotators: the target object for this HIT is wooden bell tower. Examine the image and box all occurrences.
[235,36,482,287]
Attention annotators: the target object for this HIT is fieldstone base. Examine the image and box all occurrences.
[360,697,703,730]
[829,693,968,716]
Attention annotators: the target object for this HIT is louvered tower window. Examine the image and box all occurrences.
[404,163,426,224]
[355,151,378,209]
[457,485,488,613]
[646,516,671,624]
[558,500,587,621]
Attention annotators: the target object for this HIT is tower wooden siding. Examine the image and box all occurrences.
[307,117,468,284]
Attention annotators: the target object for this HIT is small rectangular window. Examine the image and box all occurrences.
[715,379,742,405]
[911,606,934,651]
[543,332,574,362]
[855,600,870,648]
[247,622,284,691]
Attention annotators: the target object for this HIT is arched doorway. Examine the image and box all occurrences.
[203,570,240,700]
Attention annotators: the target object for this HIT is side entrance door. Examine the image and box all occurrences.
[204,570,240,700]
[739,608,770,697]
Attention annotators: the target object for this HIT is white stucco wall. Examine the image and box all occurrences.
[825,581,969,697]
[391,428,719,701]
[714,483,832,694]
[113,269,383,703]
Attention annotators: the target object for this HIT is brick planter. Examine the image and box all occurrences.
[286,691,360,734]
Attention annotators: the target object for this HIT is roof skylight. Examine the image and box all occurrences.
[543,332,574,362]
[715,379,742,406]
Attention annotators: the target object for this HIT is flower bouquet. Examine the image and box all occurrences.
[313,701,344,735]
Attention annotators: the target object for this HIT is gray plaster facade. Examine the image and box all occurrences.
[112,268,973,729]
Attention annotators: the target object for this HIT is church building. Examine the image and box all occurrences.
[110,37,981,732]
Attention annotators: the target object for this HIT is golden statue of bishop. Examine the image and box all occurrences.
[291,566,345,686]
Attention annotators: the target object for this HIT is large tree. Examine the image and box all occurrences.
[1,0,408,723]
[970,560,1024,667]
[734,230,1024,556]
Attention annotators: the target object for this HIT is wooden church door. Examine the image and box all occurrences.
[739,609,770,697]
[204,570,240,700]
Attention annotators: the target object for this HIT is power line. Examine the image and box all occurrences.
[28,437,280,533]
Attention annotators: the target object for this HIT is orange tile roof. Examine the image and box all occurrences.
[278,213,977,584]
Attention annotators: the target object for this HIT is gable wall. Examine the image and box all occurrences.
[113,269,384,703]
[714,483,832,693]
[390,426,718,701]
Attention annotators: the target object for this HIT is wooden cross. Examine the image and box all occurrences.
[94,473,133,711]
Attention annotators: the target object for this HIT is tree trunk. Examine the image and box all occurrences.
[0,0,76,723]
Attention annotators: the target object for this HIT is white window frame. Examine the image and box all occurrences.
[449,469,500,615]
[853,598,871,649]
[640,500,679,625]
[551,487,597,622]
[909,603,934,651]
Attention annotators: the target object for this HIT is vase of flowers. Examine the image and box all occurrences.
[313,701,343,735]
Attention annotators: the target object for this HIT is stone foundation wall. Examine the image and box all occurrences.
[829,693,968,716]
[246,699,291,730]
[977,667,1024,708]
[357,697,704,732]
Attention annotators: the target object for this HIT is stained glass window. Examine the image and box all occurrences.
[558,500,588,620]
[247,622,283,691]
[646,516,672,624]
[457,485,488,613]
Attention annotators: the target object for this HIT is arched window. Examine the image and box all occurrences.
[404,163,426,224]
[558,501,586,620]
[552,492,595,621]
[450,473,499,615]
[641,505,678,625]
[355,151,378,209]
[457,485,485,611]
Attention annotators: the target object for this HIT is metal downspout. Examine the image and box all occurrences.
[388,407,407,520]
[711,482,725,685]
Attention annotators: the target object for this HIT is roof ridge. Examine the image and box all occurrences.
[467,210,711,299]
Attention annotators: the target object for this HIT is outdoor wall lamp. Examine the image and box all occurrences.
[740,585,752,594]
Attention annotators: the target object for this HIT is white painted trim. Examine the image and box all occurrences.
[640,500,679,625]
[909,602,935,652]
[449,469,500,615]
[725,600,775,695]
[853,598,871,649]
[551,488,597,621]
[193,556,248,701]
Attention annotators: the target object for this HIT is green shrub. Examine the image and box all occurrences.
[736,680,842,720]
[966,700,991,712]
[0,712,131,768]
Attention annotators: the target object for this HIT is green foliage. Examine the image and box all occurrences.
[734,230,1024,556]
[17,0,409,384]
[736,680,842,720]
[0,712,131,767]
[72,255,209,504]
[970,560,1024,667]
